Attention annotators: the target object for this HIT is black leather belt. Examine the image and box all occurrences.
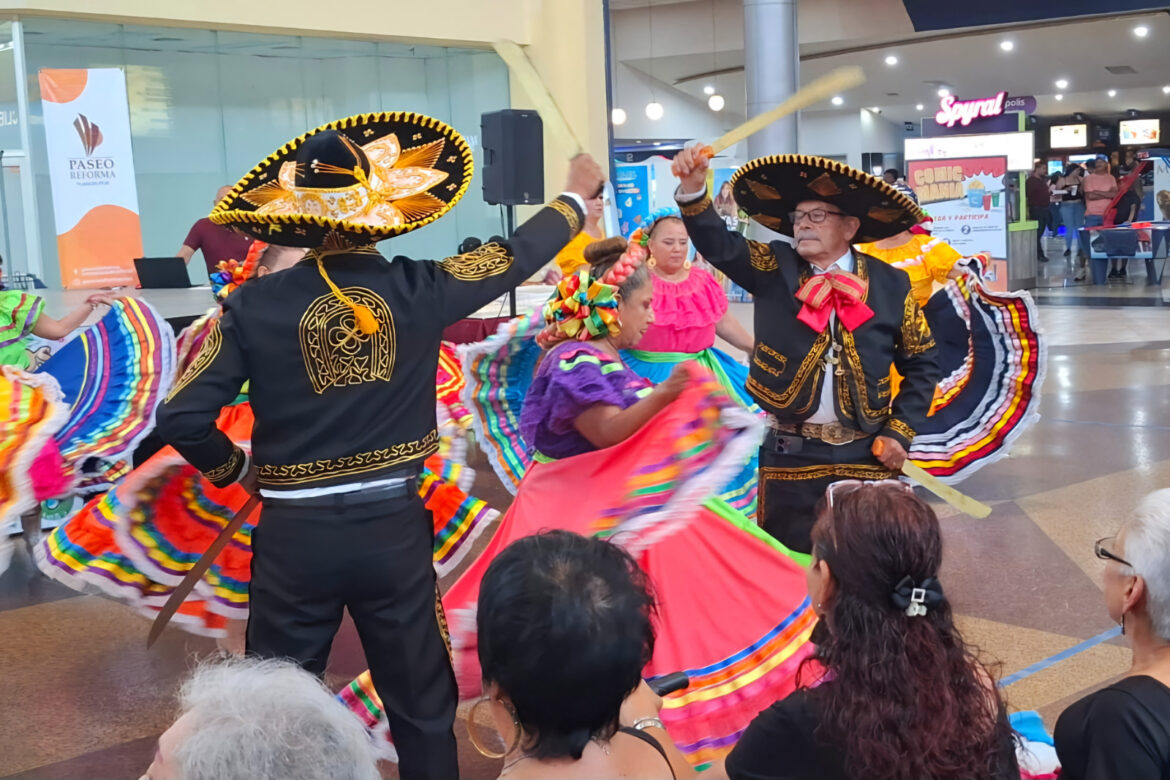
[262,475,418,509]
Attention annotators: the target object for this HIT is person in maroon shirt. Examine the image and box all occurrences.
[1025,161,1052,262]
[177,186,255,274]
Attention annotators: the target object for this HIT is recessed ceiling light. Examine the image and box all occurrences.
[1163,85,1170,94]
[1055,78,1069,89]
[703,85,715,95]
[831,96,844,106]
[1134,25,1150,38]
[869,106,881,113]
[707,94,725,111]
[884,55,898,66]
[999,40,1014,52]
[1054,94,1063,101]
[915,103,924,111]
[1108,89,1117,97]
[937,87,950,97]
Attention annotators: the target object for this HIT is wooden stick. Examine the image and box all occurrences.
[492,40,584,158]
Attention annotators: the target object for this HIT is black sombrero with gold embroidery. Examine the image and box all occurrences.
[730,154,924,242]
[210,112,473,249]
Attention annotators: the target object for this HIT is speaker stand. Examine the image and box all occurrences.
[505,204,517,318]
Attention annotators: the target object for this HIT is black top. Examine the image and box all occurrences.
[678,190,940,450]
[725,689,1018,780]
[157,196,584,490]
[1054,675,1170,780]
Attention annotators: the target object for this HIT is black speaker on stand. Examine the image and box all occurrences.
[482,109,545,316]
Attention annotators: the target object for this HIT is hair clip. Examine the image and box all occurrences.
[889,575,943,618]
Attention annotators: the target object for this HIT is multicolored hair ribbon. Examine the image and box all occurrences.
[209,241,268,301]
[538,269,620,348]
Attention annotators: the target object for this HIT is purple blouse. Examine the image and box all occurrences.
[520,341,653,460]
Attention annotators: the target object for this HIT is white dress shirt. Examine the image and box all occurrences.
[805,251,854,424]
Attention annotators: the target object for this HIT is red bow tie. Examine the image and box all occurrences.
[795,270,874,333]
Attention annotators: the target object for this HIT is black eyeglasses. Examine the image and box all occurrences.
[1094,536,1133,568]
[789,208,846,225]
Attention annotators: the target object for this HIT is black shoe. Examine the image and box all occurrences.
[1039,254,1049,262]
[1064,248,1071,257]
[1108,270,1120,279]
[1120,267,1128,277]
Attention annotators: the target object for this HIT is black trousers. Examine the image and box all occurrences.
[247,493,458,780]
[757,434,893,554]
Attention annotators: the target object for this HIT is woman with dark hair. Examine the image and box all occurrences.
[473,530,693,778]
[716,481,1018,780]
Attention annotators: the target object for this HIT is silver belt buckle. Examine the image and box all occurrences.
[820,421,851,445]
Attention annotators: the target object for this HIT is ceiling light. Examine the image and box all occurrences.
[707,94,725,111]
[610,107,627,126]
[1055,78,1068,89]
[884,55,898,66]
[915,103,924,111]
[1108,89,1117,97]
[999,40,1014,52]
[1134,25,1150,38]
[937,87,950,97]
[869,106,881,113]
[645,101,664,120]
[831,95,844,106]
[1163,85,1170,94]
[703,85,715,95]
[1054,94,1063,101]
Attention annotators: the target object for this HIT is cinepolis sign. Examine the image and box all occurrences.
[934,92,1036,127]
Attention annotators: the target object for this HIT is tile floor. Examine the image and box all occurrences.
[3,271,1168,778]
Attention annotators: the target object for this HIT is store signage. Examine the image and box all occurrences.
[935,92,1007,128]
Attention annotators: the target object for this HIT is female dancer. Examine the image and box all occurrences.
[855,219,1046,484]
[343,237,816,768]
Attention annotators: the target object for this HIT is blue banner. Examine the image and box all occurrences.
[615,163,651,238]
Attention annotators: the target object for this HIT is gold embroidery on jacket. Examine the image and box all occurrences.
[885,418,916,441]
[204,448,244,484]
[166,320,222,402]
[679,193,712,217]
[435,584,453,660]
[548,198,582,234]
[256,430,439,485]
[752,343,788,376]
[748,241,778,271]
[840,329,891,426]
[299,287,395,394]
[747,331,830,413]
[900,293,935,356]
[437,243,513,281]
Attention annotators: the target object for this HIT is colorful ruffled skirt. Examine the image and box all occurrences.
[0,298,175,535]
[909,268,1046,483]
[341,315,816,768]
[36,350,498,637]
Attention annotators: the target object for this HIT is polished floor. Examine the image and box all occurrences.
[2,264,1166,777]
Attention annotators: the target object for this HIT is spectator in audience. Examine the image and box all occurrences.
[1047,172,1063,241]
[882,168,918,203]
[1083,159,1120,283]
[176,186,256,275]
[1054,489,1170,779]
[1026,161,1051,261]
[472,530,694,779]
[140,657,380,780]
[713,481,1018,780]
[1056,164,1086,279]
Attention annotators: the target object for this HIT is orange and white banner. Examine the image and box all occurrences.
[39,68,142,289]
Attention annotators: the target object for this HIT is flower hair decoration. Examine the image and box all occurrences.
[537,269,620,348]
[209,241,268,301]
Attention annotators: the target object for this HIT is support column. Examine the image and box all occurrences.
[742,0,799,160]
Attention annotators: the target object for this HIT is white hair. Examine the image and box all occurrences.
[174,658,380,780]
[1122,488,1170,642]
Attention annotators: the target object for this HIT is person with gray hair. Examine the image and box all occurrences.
[1054,488,1170,778]
[140,658,380,780]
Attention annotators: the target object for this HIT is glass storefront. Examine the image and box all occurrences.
[1,18,511,287]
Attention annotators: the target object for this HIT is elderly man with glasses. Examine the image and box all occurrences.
[671,149,941,553]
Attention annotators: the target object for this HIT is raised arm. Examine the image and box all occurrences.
[429,154,605,325]
[671,145,770,294]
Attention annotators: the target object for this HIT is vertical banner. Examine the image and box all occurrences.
[39,68,142,289]
[908,155,1008,288]
[615,163,650,237]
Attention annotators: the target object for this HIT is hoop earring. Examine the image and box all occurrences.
[467,696,521,759]
[683,259,692,270]
[647,256,657,268]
